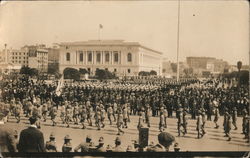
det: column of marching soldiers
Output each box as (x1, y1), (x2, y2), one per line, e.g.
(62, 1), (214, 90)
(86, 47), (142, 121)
(0, 75), (249, 152)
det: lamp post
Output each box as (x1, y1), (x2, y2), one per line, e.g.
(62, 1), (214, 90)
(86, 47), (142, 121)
(176, 0), (181, 82)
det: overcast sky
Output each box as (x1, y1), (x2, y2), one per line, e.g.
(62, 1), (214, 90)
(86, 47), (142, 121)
(0, 1), (249, 65)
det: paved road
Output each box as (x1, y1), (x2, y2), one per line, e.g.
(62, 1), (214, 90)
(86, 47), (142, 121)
(5, 114), (250, 152)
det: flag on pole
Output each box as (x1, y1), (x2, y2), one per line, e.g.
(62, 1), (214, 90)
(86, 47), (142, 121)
(56, 75), (64, 96)
(99, 24), (103, 29)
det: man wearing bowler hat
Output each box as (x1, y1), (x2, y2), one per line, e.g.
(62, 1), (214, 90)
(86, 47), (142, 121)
(147, 132), (175, 152)
(18, 116), (45, 152)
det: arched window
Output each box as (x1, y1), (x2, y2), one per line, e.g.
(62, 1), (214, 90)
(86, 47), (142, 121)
(105, 52), (110, 62)
(96, 53), (101, 62)
(66, 52), (70, 61)
(88, 52), (92, 62)
(114, 52), (119, 62)
(79, 52), (83, 62)
(127, 53), (132, 62)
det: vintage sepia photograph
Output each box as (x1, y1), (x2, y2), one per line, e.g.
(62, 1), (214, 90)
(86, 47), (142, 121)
(0, 0), (249, 156)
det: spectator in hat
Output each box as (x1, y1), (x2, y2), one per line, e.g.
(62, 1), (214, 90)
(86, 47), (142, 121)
(62, 135), (72, 152)
(147, 132), (175, 152)
(174, 143), (180, 152)
(112, 137), (123, 152)
(0, 112), (17, 152)
(45, 132), (57, 152)
(74, 135), (92, 152)
(95, 136), (106, 152)
(126, 145), (134, 152)
(18, 116), (45, 152)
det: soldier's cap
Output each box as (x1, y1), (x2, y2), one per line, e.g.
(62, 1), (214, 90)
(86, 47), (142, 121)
(50, 132), (55, 138)
(174, 143), (180, 149)
(99, 137), (104, 144)
(86, 135), (92, 140)
(126, 145), (134, 152)
(89, 142), (96, 149)
(115, 137), (121, 143)
(132, 140), (139, 145)
(158, 132), (175, 144)
(64, 135), (71, 140)
(106, 144), (112, 151)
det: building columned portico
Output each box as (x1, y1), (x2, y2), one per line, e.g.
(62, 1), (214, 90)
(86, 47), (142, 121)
(59, 40), (163, 76)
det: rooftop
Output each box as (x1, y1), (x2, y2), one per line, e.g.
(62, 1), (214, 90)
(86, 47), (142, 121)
(60, 40), (163, 54)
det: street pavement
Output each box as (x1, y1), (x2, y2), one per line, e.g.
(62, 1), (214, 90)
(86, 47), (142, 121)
(5, 113), (250, 152)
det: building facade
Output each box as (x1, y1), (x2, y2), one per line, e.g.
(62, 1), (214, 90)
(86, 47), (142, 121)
(9, 48), (29, 67)
(186, 56), (229, 76)
(59, 40), (163, 76)
(27, 45), (48, 72)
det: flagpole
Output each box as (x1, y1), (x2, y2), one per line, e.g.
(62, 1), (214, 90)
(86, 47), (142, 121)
(98, 26), (100, 41)
(176, 0), (181, 82)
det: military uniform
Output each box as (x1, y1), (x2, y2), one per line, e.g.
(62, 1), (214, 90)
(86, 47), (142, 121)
(232, 107), (237, 130)
(117, 112), (124, 135)
(41, 104), (48, 122)
(62, 135), (72, 152)
(45, 133), (57, 152)
(107, 106), (113, 125)
(50, 107), (57, 126)
(74, 135), (92, 152)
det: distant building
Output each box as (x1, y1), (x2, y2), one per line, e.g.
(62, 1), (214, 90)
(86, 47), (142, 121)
(47, 45), (60, 73)
(59, 40), (163, 76)
(9, 47), (29, 67)
(162, 58), (173, 77)
(186, 56), (228, 77)
(26, 45), (48, 72)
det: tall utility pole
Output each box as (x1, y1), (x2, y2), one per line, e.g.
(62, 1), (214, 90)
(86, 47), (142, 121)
(176, 0), (181, 82)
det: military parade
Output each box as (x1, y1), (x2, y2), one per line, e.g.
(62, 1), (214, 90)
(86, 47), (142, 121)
(0, 73), (249, 153)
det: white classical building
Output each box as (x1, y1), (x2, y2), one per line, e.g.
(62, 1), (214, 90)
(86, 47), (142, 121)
(59, 40), (163, 76)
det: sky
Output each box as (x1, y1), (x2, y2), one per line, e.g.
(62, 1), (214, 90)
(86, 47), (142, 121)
(0, 0), (249, 65)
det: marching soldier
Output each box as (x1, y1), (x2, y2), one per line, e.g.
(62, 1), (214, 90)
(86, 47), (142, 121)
(232, 107), (237, 130)
(122, 105), (128, 128)
(137, 111), (144, 130)
(213, 103), (220, 129)
(65, 105), (72, 128)
(50, 106), (57, 126)
(196, 110), (203, 139)
(100, 105), (106, 128)
(201, 108), (206, 135)
(159, 111), (165, 132)
(14, 101), (22, 123)
(145, 104), (151, 128)
(183, 108), (188, 135)
(242, 109), (248, 135)
(95, 108), (102, 130)
(73, 103), (79, 125)
(177, 108), (184, 136)
(80, 105), (87, 129)
(86, 102), (93, 126)
(62, 135), (72, 152)
(224, 114), (232, 141)
(41, 103), (48, 122)
(60, 103), (66, 124)
(117, 111), (124, 135)
(163, 107), (168, 128)
(107, 105), (113, 125)
(45, 133), (57, 152)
